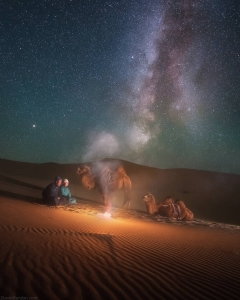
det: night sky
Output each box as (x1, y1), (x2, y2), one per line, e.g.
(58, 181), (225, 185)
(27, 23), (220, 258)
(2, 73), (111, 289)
(1, 0), (240, 174)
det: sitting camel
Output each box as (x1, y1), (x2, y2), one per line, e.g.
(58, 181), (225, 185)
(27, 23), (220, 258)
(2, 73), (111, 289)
(143, 193), (194, 221)
(76, 163), (132, 212)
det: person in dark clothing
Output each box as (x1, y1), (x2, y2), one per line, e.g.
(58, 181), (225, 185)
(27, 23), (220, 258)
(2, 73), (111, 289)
(42, 176), (68, 206)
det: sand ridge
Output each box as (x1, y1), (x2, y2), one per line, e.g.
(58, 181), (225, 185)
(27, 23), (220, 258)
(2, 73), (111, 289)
(0, 197), (240, 299)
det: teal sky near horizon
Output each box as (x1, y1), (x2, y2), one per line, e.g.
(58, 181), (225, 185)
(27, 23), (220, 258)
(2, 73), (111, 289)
(1, 0), (240, 174)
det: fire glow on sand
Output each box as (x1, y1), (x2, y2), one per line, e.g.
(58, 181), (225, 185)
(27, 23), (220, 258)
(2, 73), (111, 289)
(96, 212), (112, 219)
(103, 212), (112, 218)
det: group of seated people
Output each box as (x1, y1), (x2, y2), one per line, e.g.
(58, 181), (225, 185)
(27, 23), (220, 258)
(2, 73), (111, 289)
(42, 176), (76, 206)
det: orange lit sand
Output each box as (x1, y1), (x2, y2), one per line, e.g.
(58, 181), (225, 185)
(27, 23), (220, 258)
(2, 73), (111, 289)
(0, 197), (240, 299)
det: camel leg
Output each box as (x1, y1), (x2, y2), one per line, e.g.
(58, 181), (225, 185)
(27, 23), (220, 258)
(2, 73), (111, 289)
(121, 176), (131, 209)
(101, 193), (107, 206)
(122, 190), (131, 209)
(98, 187), (106, 205)
(104, 194), (112, 212)
(99, 187), (112, 212)
(100, 193), (111, 212)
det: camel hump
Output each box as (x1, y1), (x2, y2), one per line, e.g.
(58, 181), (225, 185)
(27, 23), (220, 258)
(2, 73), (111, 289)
(175, 199), (186, 208)
(117, 166), (126, 175)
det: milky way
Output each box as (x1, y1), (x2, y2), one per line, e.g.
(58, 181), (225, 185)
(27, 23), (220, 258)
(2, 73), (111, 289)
(1, 0), (240, 174)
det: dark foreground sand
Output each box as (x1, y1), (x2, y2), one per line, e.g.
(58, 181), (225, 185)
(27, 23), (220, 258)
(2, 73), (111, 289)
(0, 196), (240, 300)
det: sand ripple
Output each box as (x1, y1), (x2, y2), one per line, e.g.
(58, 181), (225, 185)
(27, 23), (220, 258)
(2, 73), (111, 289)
(0, 198), (240, 299)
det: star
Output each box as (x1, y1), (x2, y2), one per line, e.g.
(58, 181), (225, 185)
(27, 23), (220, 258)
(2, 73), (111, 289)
(0, 0), (239, 174)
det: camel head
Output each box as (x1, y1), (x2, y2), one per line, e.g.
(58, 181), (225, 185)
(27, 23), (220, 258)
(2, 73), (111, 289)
(143, 193), (155, 204)
(76, 165), (96, 190)
(143, 193), (159, 215)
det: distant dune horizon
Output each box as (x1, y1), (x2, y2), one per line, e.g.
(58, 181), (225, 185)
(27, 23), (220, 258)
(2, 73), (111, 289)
(1, 156), (240, 175)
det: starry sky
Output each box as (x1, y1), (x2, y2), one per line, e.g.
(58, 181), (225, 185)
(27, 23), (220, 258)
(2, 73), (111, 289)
(1, 0), (240, 174)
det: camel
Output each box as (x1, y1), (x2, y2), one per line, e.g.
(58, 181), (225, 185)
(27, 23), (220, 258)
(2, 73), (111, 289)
(143, 193), (194, 221)
(76, 163), (132, 212)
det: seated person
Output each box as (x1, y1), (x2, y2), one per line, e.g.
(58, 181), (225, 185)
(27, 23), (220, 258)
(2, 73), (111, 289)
(61, 179), (77, 204)
(42, 176), (68, 206)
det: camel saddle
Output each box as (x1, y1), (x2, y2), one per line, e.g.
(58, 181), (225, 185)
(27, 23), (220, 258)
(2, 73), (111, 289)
(171, 203), (181, 220)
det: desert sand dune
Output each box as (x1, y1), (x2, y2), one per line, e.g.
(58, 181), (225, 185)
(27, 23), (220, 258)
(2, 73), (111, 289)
(0, 197), (240, 299)
(0, 158), (240, 299)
